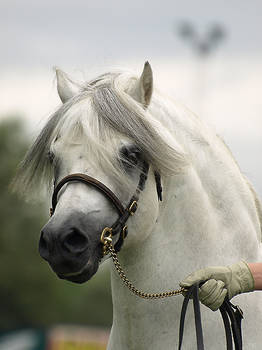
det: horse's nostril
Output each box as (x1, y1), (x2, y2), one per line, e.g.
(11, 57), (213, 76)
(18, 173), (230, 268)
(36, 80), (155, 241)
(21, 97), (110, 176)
(63, 230), (88, 254)
(39, 231), (51, 260)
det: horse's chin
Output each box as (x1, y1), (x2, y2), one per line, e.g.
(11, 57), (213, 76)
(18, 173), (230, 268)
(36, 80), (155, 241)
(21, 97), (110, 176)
(56, 258), (99, 284)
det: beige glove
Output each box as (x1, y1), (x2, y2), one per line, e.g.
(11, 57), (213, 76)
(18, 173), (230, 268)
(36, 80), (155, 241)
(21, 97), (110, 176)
(180, 261), (254, 311)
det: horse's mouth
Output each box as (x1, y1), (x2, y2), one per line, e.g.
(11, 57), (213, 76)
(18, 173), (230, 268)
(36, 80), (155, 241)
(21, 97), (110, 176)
(56, 259), (99, 284)
(58, 271), (91, 284)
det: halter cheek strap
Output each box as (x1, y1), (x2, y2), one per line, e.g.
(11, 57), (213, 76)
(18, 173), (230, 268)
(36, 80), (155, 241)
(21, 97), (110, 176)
(50, 162), (158, 253)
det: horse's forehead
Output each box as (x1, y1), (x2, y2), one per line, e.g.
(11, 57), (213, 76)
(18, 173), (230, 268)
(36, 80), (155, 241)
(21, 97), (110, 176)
(51, 129), (129, 163)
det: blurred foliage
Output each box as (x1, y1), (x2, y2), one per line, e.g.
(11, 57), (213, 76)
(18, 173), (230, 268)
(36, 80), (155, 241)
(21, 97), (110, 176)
(0, 118), (112, 331)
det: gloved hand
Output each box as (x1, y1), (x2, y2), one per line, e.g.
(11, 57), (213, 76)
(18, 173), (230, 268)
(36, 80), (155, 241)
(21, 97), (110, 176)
(180, 261), (254, 311)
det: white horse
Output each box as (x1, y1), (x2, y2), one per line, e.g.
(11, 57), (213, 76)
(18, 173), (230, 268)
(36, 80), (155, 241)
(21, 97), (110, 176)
(14, 62), (262, 349)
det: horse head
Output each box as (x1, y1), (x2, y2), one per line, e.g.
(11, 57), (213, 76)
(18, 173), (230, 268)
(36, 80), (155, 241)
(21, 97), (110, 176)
(16, 62), (183, 284)
(13, 62), (187, 284)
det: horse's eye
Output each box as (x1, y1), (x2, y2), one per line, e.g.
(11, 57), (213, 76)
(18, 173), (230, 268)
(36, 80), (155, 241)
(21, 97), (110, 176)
(119, 145), (141, 168)
(47, 151), (55, 164)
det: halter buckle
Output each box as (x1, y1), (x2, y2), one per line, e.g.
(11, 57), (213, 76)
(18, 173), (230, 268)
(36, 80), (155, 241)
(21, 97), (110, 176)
(128, 201), (138, 215)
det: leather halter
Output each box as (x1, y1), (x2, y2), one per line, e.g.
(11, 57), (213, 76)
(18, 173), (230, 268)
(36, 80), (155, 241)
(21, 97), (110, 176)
(50, 162), (162, 252)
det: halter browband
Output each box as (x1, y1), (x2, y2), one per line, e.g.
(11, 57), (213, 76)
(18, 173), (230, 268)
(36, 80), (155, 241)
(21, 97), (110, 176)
(50, 162), (162, 252)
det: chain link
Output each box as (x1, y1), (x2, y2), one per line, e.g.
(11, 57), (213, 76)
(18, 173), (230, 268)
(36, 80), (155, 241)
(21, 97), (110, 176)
(105, 241), (186, 299)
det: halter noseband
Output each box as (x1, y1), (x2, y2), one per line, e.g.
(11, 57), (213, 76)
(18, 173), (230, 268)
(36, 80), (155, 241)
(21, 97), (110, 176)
(50, 162), (162, 253)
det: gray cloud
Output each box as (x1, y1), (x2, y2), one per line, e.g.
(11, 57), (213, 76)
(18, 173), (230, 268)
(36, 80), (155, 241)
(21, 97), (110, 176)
(1, 0), (262, 69)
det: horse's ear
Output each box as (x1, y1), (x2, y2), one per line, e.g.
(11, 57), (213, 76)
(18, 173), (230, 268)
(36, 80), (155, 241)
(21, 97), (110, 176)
(56, 68), (81, 103)
(132, 61), (153, 107)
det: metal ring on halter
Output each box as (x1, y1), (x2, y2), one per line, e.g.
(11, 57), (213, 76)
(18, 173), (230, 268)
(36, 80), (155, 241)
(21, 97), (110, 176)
(100, 227), (113, 244)
(121, 225), (128, 240)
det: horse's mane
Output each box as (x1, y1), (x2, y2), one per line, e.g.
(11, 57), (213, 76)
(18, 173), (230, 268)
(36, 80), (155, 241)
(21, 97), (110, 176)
(12, 70), (189, 199)
(12, 68), (262, 242)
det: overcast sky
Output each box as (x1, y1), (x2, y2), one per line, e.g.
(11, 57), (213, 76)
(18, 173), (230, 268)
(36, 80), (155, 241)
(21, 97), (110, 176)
(0, 0), (261, 195)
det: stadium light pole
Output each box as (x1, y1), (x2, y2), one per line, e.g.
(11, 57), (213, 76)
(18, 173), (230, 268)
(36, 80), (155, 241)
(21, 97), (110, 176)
(176, 22), (226, 116)
(177, 22), (226, 57)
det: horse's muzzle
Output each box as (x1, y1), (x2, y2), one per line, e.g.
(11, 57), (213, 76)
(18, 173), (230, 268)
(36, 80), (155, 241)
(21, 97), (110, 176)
(38, 213), (102, 282)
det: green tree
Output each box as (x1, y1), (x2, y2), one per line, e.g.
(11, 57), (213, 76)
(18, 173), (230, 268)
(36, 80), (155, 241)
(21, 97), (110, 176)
(0, 118), (112, 331)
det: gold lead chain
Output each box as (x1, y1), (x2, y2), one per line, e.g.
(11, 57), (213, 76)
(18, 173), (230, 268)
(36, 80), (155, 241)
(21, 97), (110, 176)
(106, 241), (186, 299)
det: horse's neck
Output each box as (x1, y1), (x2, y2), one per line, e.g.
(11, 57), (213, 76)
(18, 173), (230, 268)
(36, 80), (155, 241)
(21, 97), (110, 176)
(108, 163), (262, 349)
